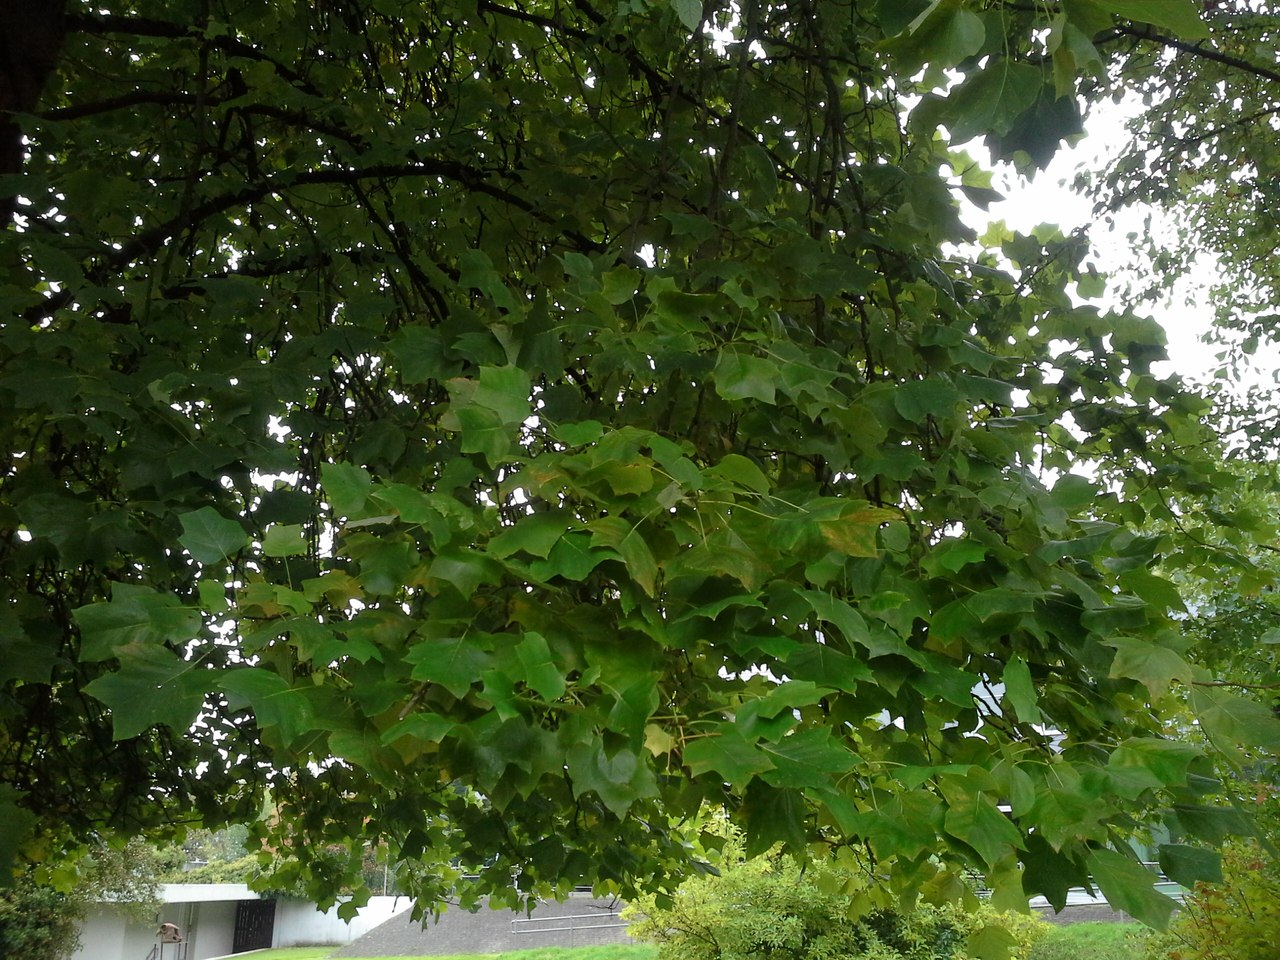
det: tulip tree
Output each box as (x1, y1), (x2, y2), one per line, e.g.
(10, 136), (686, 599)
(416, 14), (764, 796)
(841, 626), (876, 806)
(1, 0), (1274, 932)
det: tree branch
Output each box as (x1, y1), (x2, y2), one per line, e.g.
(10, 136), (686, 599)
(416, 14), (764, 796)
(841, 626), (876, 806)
(1105, 23), (1280, 87)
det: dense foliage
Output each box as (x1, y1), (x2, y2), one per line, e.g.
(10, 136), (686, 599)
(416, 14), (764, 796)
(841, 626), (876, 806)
(2, 0), (1277, 934)
(625, 844), (1049, 960)
(0, 838), (171, 960)
(1139, 842), (1280, 960)
(0, 882), (80, 960)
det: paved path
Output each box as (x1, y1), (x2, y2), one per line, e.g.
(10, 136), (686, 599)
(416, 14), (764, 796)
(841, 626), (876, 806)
(333, 893), (633, 957)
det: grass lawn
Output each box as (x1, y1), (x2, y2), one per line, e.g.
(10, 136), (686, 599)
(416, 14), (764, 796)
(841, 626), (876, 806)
(247, 932), (1162, 960)
(242, 945), (659, 960)
(1029, 921), (1149, 960)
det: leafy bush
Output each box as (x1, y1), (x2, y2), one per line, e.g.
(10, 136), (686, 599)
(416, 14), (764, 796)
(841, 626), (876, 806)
(0, 881), (82, 960)
(1140, 842), (1280, 960)
(625, 850), (1048, 960)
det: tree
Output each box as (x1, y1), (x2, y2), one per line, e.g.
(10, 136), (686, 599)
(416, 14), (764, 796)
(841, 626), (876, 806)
(0, 836), (176, 960)
(1077, 1), (1280, 449)
(1, 0), (1274, 933)
(1069, 0), (1280, 845)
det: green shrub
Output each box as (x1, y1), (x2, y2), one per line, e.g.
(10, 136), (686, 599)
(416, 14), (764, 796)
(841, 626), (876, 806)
(625, 850), (1049, 960)
(1140, 842), (1280, 960)
(0, 882), (83, 960)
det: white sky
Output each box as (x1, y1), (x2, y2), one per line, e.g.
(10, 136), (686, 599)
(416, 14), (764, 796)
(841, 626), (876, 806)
(979, 103), (1280, 388)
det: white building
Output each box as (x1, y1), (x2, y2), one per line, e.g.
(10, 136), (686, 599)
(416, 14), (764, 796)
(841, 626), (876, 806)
(72, 883), (410, 960)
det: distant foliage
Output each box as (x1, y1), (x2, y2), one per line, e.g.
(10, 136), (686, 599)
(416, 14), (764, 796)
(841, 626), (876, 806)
(1140, 842), (1280, 960)
(176, 853), (261, 885)
(625, 849), (1048, 960)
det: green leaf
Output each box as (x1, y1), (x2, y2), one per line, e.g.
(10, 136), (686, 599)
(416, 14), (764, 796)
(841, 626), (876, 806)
(1093, 0), (1209, 39)
(743, 782), (808, 855)
(945, 60), (1042, 142)
(1107, 738), (1201, 794)
(800, 590), (872, 650)
(178, 506), (247, 565)
(943, 793), (1021, 866)
(759, 729), (854, 789)
(1157, 844), (1222, 888)
(555, 420), (604, 445)
(967, 588), (1035, 623)
(371, 483), (442, 525)
(262, 523), (308, 557)
(1049, 473), (1098, 510)
(684, 727), (775, 784)
(491, 513), (568, 559)
(817, 506), (894, 558)
(1171, 804), (1254, 846)
(894, 376), (962, 420)
(83, 648), (208, 739)
(784, 644), (872, 691)
(515, 632), (565, 700)
(713, 352), (778, 404)
(608, 676), (661, 746)
(472, 364), (532, 423)
(381, 712), (457, 746)
(321, 462), (373, 517)
(427, 550), (497, 596)
(405, 637), (492, 698)
(1002, 656), (1041, 724)
(528, 532), (613, 581)
(73, 584), (203, 661)
(1117, 569), (1185, 613)
(669, 0), (702, 32)
(588, 516), (659, 596)
(1191, 686), (1280, 754)
(219, 668), (318, 746)
(1086, 848), (1176, 929)
(925, 538), (986, 574)
(454, 404), (512, 463)
(966, 924), (1018, 960)
(890, 0), (986, 72)
(566, 741), (657, 817)
(705, 453), (770, 494)
(458, 250), (519, 311)
(1105, 637), (1194, 696)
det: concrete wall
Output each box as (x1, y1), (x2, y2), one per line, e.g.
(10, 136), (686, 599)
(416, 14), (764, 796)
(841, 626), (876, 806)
(188, 900), (237, 958)
(274, 895), (412, 947)
(73, 899), (239, 960)
(71, 906), (172, 960)
(75, 890), (412, 960)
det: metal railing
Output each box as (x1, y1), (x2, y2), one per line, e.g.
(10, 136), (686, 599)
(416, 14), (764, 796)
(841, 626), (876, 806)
(511, 910), (629, 947)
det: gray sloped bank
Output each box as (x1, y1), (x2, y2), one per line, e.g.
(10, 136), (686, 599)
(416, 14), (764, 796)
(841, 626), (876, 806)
(332, 893), (634, 957)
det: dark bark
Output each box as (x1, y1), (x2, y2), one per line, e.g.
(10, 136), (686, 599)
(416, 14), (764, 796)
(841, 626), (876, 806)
(0, 0), (68, 221)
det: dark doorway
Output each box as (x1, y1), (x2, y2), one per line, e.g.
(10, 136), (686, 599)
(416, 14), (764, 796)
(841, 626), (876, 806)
(233, 899), (276, 953)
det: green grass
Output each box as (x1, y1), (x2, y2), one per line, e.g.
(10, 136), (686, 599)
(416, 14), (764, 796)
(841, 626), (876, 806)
(243, 945), (658, 960)
(1028, 921), (1148, 960)
(252, 934), (1165, 960)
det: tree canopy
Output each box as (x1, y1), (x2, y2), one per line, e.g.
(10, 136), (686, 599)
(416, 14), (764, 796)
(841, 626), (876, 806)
(2, 0), (1277, 933)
